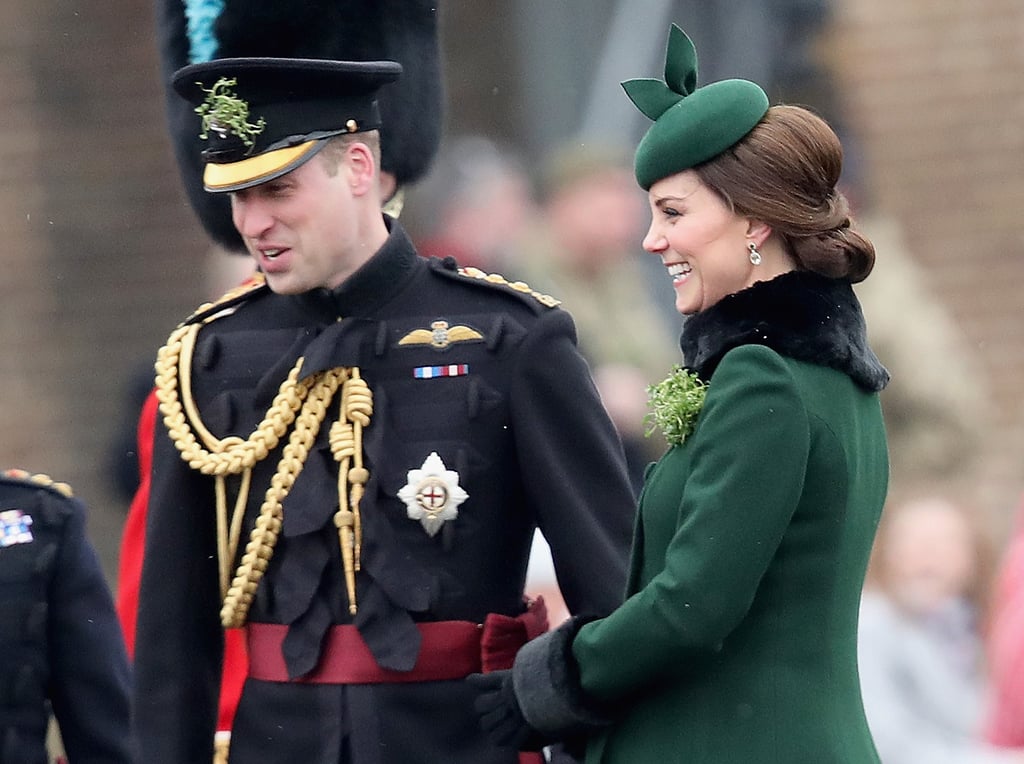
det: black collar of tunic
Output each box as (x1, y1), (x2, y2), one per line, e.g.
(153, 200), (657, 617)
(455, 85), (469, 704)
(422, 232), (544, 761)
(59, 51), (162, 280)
(291, 215), (419, 319)
(679, 270), (890, 392)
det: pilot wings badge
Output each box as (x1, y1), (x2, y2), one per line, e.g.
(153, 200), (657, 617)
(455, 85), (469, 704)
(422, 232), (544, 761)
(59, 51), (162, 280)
(398, 320), (483, 350)
(397, 452), (469, 537)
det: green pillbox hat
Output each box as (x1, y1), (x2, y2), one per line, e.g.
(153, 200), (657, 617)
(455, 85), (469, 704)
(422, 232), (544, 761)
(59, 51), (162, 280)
(622, 24), (769, 189)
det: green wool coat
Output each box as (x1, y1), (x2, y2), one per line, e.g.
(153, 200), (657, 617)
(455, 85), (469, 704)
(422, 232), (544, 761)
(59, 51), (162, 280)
(572, 272), (890, 763)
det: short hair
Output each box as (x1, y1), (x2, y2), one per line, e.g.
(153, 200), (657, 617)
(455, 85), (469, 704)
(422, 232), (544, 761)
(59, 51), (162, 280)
(318, 130), (382, 177)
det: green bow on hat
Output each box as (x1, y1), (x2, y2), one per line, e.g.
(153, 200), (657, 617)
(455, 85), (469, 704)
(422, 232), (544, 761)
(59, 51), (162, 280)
(622, 24), (769, 189)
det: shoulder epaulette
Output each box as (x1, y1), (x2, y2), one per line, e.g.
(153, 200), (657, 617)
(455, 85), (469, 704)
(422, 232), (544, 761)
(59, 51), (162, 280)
(183, 272), (270, 326)
(430, 258), (561, 309)
(0, 469), (73, 498)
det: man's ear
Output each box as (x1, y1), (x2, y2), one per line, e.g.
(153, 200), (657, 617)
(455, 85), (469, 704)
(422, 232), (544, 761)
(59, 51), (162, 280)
(346, 141), (378, 197)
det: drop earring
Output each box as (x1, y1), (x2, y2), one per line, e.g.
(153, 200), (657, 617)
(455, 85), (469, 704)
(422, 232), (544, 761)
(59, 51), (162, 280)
(747, 241), (762, 266)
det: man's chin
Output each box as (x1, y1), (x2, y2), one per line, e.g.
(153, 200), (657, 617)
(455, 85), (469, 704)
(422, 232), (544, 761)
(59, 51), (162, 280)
(262, 274), (304, 295)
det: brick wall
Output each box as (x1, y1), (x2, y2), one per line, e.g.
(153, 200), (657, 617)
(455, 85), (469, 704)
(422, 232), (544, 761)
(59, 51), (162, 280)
(1, 0), (209, 576)
(0, 1), (61, 466)
(825, 0), (1024, 531)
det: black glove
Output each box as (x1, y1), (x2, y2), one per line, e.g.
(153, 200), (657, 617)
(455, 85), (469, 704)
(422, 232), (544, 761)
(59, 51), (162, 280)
(467, 670), (550, 751)
(470, 617), (613, 752)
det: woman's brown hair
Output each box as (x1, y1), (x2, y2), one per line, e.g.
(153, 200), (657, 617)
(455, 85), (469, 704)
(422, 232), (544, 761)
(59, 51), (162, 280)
(695, 105), (875, 282)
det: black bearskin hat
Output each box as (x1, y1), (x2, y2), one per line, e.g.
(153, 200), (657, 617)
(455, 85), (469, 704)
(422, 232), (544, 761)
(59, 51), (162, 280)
(155, 0), (444, 251)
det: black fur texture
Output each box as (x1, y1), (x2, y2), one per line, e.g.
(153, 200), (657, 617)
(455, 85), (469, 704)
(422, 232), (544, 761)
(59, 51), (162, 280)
(679, 270), (890, 392)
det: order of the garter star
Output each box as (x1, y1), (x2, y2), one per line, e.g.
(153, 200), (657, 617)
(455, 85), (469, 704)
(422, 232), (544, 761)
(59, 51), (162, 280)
(398, 452), (469, 537)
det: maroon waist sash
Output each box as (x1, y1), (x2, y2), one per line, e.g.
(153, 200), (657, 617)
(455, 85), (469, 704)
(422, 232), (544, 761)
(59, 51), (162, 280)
(246, 596), (550, 684)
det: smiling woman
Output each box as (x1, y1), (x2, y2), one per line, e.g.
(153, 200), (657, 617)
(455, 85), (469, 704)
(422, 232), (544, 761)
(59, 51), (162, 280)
(643, 169), (783, 315)
(470, 23), (893, 764)
(641, 104), (875, 316)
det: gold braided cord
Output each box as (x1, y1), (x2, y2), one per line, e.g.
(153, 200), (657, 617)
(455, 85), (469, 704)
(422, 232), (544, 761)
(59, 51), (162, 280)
(226, 468), (252, 587)
(155, 320), (313, 606)
(343, 371), (372, 566)
(330, 420), (356, 613)
(215, 475), (230, 597)
(215, 470), (253, 599)
(153, 312), (374, 628)
(329, 371), (373, 614)
(155, 322), (309, 476)
(220, 367), (348, 628)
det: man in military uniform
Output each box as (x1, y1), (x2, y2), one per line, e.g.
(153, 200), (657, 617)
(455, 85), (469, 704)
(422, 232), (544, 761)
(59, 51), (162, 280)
(132, 56), (636, 763)
(117, 8), (445, 762)
(0, 469), (134, 763)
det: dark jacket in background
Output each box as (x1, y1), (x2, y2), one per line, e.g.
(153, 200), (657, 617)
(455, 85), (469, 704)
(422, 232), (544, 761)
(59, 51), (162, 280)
(0, 470), (134, 764)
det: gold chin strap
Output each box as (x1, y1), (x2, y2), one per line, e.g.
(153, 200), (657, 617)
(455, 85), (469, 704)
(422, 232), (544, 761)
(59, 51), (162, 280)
(154, 319), (373, 628)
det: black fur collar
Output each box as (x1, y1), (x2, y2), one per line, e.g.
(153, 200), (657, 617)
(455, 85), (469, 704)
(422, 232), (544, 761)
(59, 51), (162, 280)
(680, 270), (889, 391)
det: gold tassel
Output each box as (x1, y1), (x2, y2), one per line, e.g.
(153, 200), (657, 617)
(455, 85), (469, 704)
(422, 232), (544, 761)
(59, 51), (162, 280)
(330, 370), (373, 614)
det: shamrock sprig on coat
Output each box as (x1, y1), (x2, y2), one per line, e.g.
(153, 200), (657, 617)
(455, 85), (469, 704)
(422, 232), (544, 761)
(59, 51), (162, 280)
(645, 366), (707, 446)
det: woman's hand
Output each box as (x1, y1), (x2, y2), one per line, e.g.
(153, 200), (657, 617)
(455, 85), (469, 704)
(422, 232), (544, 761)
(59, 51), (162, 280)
(467, 670), (549, 751)
(469, 617), (613, 750)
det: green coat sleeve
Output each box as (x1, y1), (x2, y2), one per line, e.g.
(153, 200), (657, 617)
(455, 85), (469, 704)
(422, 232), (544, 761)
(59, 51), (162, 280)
(572, 344), (811, 702)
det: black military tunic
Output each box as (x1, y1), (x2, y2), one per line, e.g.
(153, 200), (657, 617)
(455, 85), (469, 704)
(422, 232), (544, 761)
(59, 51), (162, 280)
(0, 470), (134, 764)
(135, 220), (636, 763)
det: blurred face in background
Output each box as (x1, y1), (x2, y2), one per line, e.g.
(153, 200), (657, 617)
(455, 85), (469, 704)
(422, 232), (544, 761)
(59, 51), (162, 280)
(548, 167), (646, 269)
(881, 497), (978, 615)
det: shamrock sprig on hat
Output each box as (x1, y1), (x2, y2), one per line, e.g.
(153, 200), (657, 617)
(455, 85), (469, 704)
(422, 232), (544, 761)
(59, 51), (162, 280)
(645, 366), (707, 447)
(194, 77), (266, 151)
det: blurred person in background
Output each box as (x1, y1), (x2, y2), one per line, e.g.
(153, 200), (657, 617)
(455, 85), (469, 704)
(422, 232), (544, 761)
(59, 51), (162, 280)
(410, 134), (538, 273)
(0, 469), (134, 764)
(853, 214), (992, 488)
(513, 141), (681, 491)
(858, 495), (1024, 763)
(984, 494), (1024, 749)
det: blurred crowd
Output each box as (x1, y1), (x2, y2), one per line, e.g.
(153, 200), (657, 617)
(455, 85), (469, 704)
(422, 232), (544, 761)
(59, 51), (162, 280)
(860, 494), (1024, 762)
